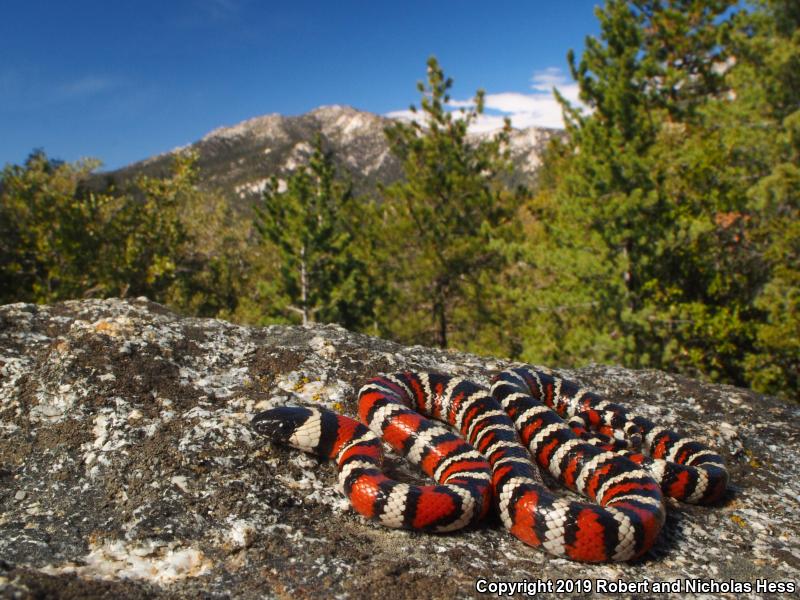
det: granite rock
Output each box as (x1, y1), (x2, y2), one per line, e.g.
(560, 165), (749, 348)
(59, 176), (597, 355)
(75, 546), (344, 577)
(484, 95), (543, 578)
(0, 299), (798, 599)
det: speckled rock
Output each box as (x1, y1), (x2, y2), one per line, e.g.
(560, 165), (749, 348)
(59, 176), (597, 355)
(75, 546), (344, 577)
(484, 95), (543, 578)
(0, 298), (798, 599)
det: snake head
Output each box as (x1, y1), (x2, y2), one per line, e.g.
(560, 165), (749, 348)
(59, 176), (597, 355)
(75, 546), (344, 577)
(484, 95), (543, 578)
(251, 406), (314, 445)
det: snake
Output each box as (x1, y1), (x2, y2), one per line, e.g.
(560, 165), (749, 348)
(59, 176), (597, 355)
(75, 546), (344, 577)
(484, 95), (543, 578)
(251, 367), (729, 562)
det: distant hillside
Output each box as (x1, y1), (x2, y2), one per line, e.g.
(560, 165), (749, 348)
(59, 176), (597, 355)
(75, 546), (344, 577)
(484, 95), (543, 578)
(100, 105), (560, 211)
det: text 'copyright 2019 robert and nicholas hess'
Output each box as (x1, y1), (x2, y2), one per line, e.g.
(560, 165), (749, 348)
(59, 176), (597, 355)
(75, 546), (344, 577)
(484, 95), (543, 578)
(474, 577), (796, 596)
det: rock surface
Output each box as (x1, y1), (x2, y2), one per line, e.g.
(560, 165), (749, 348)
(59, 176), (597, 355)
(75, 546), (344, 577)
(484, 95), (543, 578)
(0, 298), (798, 599)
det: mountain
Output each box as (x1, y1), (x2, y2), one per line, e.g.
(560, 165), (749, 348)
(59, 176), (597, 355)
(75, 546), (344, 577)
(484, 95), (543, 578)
(102, 105), (560, 210)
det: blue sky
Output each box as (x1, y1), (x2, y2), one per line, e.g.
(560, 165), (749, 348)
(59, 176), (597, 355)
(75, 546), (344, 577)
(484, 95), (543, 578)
(1, 1), (602, 170)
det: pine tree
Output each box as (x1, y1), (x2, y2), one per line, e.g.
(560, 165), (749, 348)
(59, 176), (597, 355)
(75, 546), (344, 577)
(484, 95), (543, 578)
(100, 152), (194, 301)
(736, 0), (800, 399)
(164, 185), (249, 319)
(526, 0), (734, 368)
(528, 0), (798, 399)
(254, 135), (376, 329)
(381, 57), (523, 350)
(0, 150), (108, 303)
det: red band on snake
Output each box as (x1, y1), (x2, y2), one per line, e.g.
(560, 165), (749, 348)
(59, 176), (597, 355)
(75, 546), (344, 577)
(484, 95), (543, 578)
(252, 367), (728, 562)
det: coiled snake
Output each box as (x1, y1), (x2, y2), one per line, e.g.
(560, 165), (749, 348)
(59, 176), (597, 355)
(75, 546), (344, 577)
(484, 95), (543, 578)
(252, 367), (728, 562)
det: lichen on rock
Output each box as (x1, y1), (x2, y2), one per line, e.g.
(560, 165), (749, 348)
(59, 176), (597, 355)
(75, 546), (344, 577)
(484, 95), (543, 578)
(0, 298), (798, 598)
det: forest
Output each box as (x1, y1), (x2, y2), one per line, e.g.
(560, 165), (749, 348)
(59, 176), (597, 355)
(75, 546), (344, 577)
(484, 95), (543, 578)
(1, 0), (797, 402)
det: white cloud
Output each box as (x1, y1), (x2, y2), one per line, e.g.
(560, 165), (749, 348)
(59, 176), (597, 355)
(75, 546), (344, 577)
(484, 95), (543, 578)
(385, 108), (418, 121)
(467, 113), (511, 133)
(531, 67), (572, 91)
(387, 67), (586, 132)
(199, 0), (242, 21)
(57, 76), (118, 99)
(446, 98), (474, 109)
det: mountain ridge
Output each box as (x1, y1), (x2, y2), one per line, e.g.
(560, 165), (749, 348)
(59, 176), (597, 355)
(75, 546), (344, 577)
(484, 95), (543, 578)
(105, 105), (560, 210)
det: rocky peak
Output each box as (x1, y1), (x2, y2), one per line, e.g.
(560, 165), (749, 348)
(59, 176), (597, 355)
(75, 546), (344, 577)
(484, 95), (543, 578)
(104, 105), (558, 211)
(201, 112), (287, 144)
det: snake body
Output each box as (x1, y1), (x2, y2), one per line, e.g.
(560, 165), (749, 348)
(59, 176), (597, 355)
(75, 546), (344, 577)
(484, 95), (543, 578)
(502, 368), (729, 505)
(252, 367), (728, 562)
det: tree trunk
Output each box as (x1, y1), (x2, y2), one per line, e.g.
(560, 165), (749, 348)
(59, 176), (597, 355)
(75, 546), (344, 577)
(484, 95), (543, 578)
(434, 280), (448, 349)
(300, 245), (309, 326)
